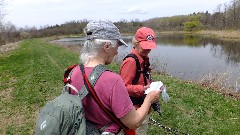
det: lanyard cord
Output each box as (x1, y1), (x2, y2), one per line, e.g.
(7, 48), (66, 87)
(80, 64), (129, 131)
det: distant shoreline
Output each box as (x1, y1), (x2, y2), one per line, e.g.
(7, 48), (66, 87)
(53, 30), (240, 42)
(1, 30), (240, 54)
(156, 30), (240, 41)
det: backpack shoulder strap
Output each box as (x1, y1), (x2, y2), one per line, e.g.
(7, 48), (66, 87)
(80, 64), (129, 131)
(77, 64), (106, 100)
(123, 53), (141, 84)
(69, 64), (107, 134)
(63, 64), (79, 85)
(87, 64), (107, 86)
(62, 64), (80, 95)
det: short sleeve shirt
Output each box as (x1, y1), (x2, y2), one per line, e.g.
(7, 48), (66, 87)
(69, 66), (133, 133)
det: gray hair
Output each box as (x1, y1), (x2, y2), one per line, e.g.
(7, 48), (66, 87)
(80, 39), (118, 64)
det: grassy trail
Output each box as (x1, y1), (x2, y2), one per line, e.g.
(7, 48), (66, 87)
(0, 39), (240, 135)
(0, 39), (79, 134)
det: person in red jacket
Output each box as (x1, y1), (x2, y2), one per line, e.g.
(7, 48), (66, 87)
(120, 27), (158, 135)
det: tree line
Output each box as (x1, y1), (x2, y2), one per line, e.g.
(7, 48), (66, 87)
(1, 0), (240, 45)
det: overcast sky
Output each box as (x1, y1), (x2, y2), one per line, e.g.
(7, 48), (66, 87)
(4, 0), (231, 28)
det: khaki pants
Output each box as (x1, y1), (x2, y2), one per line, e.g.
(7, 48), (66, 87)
(136, 115), (149, 135)
(102, 115), (149, 135)
(116, 130), (125, 135)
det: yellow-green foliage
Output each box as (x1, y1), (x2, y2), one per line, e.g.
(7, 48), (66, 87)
(183, 21), (203, 32)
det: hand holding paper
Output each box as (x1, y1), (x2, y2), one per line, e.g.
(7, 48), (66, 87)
(145, 81), (163, 94)
(145, 81), (170, 102)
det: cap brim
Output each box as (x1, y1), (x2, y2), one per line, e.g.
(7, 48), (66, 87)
(139, 41), (156, 49)
(118, 39), (128, 47)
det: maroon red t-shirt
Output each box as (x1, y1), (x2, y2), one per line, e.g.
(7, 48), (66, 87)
(69, 66), (133, 133)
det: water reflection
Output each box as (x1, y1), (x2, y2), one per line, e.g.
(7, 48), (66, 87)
(52, 34), (240, 92)
(156, 34), (240, 66)
(154, 34), (240, 92)
(156, 34), (202, 47)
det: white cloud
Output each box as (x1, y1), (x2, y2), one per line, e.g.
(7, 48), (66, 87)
(7, 0), (66, 5)
(125, 7), (148, 14)
(4, 0), (232, 28)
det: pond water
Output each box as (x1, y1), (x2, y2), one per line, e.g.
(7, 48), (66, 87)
(52, 34), (240, 92)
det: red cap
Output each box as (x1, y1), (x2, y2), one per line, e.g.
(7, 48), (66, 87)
(135, 27), (156, 49)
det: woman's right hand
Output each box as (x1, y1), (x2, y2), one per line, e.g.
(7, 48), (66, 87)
(145, 90), (160, 104)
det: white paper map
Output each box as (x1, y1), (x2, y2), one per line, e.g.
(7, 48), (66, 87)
(145, 81), (163, 94)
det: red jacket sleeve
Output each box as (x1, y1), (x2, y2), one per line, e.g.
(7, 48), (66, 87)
(120, 57), (145, 97)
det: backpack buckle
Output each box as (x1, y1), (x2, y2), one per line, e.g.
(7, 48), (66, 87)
(64, 76), (71, 84)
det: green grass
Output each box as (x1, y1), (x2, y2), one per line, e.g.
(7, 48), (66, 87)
(148, 74), (240, 135)
(0, 39), (79, 134)
(0, 39), (240, 135)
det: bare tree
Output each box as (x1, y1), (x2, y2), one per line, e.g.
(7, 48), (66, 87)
(0, 0), (5, 44)
(0, 0), (5, 23)
(224, 0), (240, 29)
(231, 0), (238, 28)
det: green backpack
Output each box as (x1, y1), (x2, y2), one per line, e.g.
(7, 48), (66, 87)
(35, 64), (106, 135)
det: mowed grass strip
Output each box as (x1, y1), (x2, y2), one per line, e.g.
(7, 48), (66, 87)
(0, 38), (239, 135)
(148, 74), (240, 134)
(0, 39), (79, 134)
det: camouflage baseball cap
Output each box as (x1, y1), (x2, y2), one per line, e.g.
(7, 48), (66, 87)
(84, 20), (128, 46)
